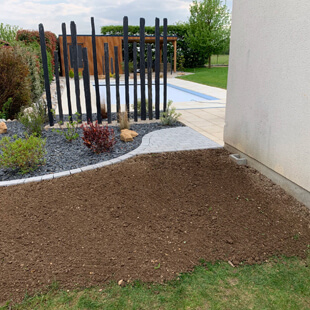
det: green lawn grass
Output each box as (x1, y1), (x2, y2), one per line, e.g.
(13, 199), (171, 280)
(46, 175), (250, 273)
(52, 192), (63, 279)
(178, 67), (228, 89)
(3, 255), (310, 310)
(211, 54), (229, 65)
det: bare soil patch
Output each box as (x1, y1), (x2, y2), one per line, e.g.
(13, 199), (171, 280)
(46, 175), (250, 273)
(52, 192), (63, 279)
(0, 149), (309, 303)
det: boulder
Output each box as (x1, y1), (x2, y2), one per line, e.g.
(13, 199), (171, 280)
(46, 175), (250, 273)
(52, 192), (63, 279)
(120, 129), (138, 142)
(0, 122), (7, 134)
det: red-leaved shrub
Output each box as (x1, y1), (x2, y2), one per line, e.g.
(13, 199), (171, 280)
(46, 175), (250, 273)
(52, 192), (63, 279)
(81, 121), (116, 154)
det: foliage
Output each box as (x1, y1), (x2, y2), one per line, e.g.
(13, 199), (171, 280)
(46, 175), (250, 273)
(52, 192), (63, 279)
(101, 24), (198, 68)
(16, 29), (57, 57)
(0, 98), (12, 120)
(0, 23), (19, 43)
(0, 48), (31, 119)
(160, 100), (181, 126)
(69, 68), (82, 79)
(118, 111), (130, 130)
(69, 69), (74, 78)
(16, 29), (57, 82)
(0, 134), (46, 174)
(186, 0), (231, 67)
(52, 113), (80, 142)
(18, 100), (47, 136)
(81, 121), (116, 154)
(178, 66), (228, 89)
(13, 42), (45, 102)
(131, 98), (154, 116)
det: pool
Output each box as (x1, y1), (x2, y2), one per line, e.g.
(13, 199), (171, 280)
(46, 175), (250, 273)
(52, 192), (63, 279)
(98, 83), (219, 106)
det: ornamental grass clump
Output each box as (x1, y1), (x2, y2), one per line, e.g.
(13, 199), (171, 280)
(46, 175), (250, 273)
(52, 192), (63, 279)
(0, 134), (46, 174)
(81, 121), (116, 154)
(160, 100), (181, 126)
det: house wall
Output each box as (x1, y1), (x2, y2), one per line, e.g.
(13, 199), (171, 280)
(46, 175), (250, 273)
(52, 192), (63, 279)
(224, 1), (310, 205)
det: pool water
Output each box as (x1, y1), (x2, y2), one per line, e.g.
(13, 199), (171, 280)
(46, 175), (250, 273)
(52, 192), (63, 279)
(98, 83), (218, 106)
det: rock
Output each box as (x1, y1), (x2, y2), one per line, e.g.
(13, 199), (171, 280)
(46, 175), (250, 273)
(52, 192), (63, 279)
(118, 279), (126, 287)
(23, 107), (34, 116)
(0, 122), (7, 134)
(120, 129), (139, 142)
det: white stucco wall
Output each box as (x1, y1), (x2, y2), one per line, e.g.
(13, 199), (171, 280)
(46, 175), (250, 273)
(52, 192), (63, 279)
(225, 0), (310, 195)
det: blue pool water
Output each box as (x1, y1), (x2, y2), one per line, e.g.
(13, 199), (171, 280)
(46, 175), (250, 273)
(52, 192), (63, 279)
(97, 83), (218, 105)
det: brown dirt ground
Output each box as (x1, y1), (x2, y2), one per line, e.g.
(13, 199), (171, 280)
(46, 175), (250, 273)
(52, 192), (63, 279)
(0, 149), (310, 303)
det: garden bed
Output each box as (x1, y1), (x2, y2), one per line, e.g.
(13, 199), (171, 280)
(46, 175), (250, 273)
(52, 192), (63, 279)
(0, 118), (182, 181)
(0, 148), (309, 304)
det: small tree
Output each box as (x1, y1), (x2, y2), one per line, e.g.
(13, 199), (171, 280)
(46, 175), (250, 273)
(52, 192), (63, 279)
(186, 0), (231, 68)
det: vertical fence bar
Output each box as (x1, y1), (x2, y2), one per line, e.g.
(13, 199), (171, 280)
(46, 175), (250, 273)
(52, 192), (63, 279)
(123, 16), (130, 115)
(114, 46), (121, 119)
(155, 17), (160, 119)
(110, 58), (114, 74)
(39, 23), (54, 126)
(147, 44), (153, 120)
(133, 42), (138, 122)
(91, 17), (102, 123)
(140, 18), (146, 120)
(61, 23), (73, 121)
(104, 43), (111, 123)
(70, 21), (82, 121)
(163, 18), (168, 112)
(54, 51), (63, 122)
(82, 47), (92, 123)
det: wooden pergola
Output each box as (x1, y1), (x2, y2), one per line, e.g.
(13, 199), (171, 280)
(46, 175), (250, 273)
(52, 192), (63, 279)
(128, 36), (178, 73)
(58, 35), (178, 76)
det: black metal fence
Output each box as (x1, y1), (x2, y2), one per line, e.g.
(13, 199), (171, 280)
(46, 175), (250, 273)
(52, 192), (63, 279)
(39, 16), (169, 126)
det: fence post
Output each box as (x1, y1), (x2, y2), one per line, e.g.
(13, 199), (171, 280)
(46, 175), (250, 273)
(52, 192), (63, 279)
(70, 21), (82, 122)
(39, 23), (54, 126)
(155, 18), (160, 119)
(54, 51), (63, 122)
(147, 44), (153, 120)
(140, 18), (146, 121)
(163, 18), (168, 112)
(114, 46), (121, 119)
(104, 43), (112, 123)
(91, 17), (102, 123)
(82, 47), (92, 123)
(123, 16), (130, 116)
(133, 42), (138, 122)
(61, 23), (73, 121)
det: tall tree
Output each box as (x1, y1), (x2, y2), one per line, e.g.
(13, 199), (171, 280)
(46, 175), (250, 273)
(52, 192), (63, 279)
(186, 0), (231, 68)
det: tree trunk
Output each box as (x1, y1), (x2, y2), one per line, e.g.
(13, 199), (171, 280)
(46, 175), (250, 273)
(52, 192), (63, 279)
(208, 55), (212, 69)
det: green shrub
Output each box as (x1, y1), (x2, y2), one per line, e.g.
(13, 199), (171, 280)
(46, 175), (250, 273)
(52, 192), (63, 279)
(132, 98), (154, 116)
(0, 98), (12, 120)
(13, 42), (44, 102)
(160, 100), (181, 126)
(0, 23), (19, 43)
(0, 134), (46, 174)
(18, 100), (47, 136)
(52, 112), (80, 142)
(0, 48), (31, 119)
